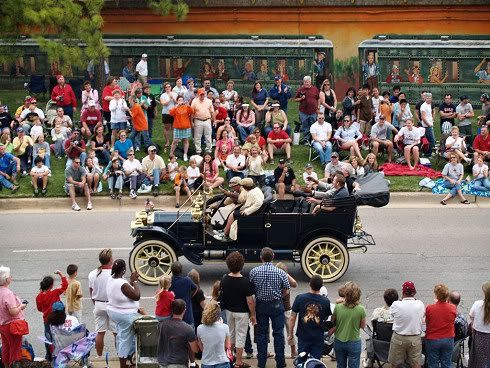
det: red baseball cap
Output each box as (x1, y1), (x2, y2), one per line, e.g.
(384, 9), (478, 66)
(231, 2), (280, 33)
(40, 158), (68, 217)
(402, 281), (416, 295)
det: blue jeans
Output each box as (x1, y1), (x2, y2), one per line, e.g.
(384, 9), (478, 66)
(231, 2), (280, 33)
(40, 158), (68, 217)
(0, 174), (14, 189)
(237, 125), (255, 143)
(334, 339), (361, 368)
(151, 168), (161, 186)
(0, 161), (17, 189)
(62, 105), (74, 120)
(52, 140), (65, 157)
(44, 322), (53, 361)
(312, 141), (332, 164)
(256, 299), (285, 368)
(298, 339), (324, 360)
(226, 170), (244, 181)
(473, 178), (490, 191)
(202, 363), (230, 368)
(443, 179), (461, 197)
(129, 129), (153, 150)
(299, 112), (317, 142)
(424, 126), (435, 155)
(66, 152), (87, 169)
(96, 149), (112, 165)
(426, 337), (453, 368)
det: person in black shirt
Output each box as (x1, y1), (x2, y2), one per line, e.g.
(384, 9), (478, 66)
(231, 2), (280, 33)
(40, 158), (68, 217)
(220, 251), (255, 368)
(389, 85), (401, 104)
(439, 94), (457, 131)
(274, 158), (297, 200)
(0, 106), (14, 131)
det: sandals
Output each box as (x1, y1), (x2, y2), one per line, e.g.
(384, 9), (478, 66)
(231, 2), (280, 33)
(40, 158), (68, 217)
(234, 363), (251, 368)
(440, 200), (447, 206)
(110, 192), (116, 199)
(117, 193), (123, 200)
(461, 199), (470, 204)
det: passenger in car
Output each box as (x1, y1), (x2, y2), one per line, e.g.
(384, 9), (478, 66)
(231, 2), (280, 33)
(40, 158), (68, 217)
(214, 178), (264, 241)
(307, 173), (349, 213)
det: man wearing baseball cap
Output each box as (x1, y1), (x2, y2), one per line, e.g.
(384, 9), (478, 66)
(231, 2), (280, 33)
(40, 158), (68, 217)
(190, 88), (214, 154)
(388, 281), (425, 368)
(136, 53), (148, 84)
(141, 145), (166, 197)
(80, 100), (102, 139)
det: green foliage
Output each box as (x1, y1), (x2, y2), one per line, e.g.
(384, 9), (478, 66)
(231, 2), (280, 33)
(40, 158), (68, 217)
(334, 56), (359, 84)
(149, 0), (189, 21)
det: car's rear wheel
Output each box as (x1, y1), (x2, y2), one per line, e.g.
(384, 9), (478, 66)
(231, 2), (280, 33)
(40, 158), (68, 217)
(129, 239), (177, 285)
(300, 236), (349, 282)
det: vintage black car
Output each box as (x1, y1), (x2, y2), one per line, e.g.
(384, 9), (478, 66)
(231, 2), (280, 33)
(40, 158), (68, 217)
(129, 173), (389, 285)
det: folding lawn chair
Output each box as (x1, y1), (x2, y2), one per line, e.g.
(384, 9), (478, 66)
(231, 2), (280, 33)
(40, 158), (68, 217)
(371, 320), (393, 367)
(26, 75), (47, 98)
(50, 323), (96, 368)
(133, 316), (160, 368)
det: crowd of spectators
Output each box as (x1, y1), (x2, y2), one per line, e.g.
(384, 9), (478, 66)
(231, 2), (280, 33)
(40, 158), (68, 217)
(0, 249), (489, 368)
(1, 54), (490, 209)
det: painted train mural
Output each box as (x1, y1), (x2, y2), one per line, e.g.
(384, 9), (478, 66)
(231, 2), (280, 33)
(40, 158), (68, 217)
(2, 34), (489, 102)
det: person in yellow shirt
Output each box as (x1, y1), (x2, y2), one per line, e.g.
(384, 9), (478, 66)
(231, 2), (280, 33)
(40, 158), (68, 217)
(12, 127), (34, 175)
(65, 264), (83, 322)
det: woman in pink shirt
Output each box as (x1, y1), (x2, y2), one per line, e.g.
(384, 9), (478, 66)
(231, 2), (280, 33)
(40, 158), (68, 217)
(0, 266), (27, 368)
(236, 104), (256, 143)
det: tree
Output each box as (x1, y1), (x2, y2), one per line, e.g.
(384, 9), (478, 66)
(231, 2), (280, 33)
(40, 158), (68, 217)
(0, 0), (189, 91)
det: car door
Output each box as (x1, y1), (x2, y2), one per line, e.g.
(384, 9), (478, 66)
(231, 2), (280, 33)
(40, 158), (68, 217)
(264, 211), (300, 249)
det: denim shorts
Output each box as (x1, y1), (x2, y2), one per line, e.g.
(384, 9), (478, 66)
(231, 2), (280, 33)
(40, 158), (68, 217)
(111, 122), (127, 130)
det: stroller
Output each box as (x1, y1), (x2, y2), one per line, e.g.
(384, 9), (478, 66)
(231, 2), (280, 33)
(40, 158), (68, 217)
(293, 352), (327, 368)
(45, 100), (58, 127)
(49, 323), (96, 368)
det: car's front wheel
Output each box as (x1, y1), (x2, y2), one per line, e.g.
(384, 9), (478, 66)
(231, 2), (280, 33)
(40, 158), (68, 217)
(300, 236), (349, 282)
(129, 239), (177, 285)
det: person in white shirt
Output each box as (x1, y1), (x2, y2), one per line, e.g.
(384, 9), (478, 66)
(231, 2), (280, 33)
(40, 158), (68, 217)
(445, 126), (471, 163)
(30, 156), (50, 196)
(135, 53), (148, 84)
(225, 146), (246, 181)
(472, 155), (490, 191)
(420, 92), (435, 156)
(88, 249), (115, 357)
(394, 119), (421, 170)
(370, 115), (398, 163)
(371, 87), (384, 121)
(302, 162), (318, 189)
(109, 90), (130, 147)
(388, 281), (425, 368)
(468, 281), (490, 368)
(310, 113), (332, 165)
(123, 149), (146, 199)
(186, 158), (202, 191)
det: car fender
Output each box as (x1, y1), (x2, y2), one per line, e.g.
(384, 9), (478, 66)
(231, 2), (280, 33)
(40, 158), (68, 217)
(132, 226), (182, 254)
(297, 228), (348, 250)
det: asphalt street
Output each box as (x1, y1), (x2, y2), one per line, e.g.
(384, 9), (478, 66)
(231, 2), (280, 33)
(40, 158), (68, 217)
(1, 206), (489, 359)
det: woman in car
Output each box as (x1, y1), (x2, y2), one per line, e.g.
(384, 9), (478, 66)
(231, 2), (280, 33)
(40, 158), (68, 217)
(394, 118), (421, 171)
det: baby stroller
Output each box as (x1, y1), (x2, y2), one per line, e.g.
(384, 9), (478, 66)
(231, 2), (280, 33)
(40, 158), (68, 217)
(45, 100), (58, 127)
(293, 352), (327, 368)
(49, 323), (96, 368)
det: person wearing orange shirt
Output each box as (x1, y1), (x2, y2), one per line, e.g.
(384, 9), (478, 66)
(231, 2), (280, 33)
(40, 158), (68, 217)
(169, 95), (194, 161)
(128, 95), (153, 152)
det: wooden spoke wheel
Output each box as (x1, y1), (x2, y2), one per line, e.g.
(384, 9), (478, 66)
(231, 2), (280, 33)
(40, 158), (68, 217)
(300, 236), (349, 282)
(129, 240), (177, 285)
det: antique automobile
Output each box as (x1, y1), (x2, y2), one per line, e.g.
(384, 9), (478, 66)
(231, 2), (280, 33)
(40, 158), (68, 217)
(129, 173), (389, 285)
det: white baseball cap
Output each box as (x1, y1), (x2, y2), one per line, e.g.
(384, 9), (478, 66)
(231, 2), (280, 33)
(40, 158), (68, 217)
(142, 53), (148, 58)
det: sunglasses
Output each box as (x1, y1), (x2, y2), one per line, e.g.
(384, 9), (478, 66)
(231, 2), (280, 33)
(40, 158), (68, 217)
(273, 127), (280, 129)
(343, 120), (350, 122)
(74, 161), (81, 164)
(128, 153), (134, 156)
(150, 150), (156, 153)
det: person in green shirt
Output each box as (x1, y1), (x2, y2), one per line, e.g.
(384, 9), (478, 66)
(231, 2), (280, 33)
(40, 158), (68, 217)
(332, 281), (366, 368)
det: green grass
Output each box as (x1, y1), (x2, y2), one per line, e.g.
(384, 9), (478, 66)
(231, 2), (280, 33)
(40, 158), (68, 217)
(0, 89), (454, 198)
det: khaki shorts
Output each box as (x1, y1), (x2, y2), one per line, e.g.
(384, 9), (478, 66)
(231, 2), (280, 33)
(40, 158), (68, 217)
(388, 333), (422, 366)
(225, 310), (249, 348)
(93, 302), (116, 333)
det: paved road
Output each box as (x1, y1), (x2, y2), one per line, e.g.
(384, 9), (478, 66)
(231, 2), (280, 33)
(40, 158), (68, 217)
(1, 206), (489, 358)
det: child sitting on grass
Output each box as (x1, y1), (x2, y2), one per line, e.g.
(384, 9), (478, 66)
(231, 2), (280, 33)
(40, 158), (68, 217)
(30, 156), (50, 196)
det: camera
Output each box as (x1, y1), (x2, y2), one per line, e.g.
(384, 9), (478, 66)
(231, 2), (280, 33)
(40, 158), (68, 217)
(73, 141), (79, 146)
(59, 95), (64, 102)
(22, 300), (28, 305)
(300, 92), (306, 98)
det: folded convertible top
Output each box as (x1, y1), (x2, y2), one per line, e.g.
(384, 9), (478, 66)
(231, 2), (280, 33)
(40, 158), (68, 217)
(354, 173), (390, 207)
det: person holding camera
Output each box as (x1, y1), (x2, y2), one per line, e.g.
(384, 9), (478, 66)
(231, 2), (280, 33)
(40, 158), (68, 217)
(274, 159), (297, 200)
(123, 148), (147, 199)
(295, 76), (320, 143)
(0, 266), (28, 368)
(264, 103), (290, 137)
(64, 129), (87, 169)
(51, 75), (77, 119)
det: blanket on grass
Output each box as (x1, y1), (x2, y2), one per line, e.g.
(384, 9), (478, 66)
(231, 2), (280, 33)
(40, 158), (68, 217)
(380, 163), (442, 179)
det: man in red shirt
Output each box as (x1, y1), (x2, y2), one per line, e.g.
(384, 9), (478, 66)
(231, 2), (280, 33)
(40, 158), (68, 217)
(473, 124), (490, 162)
(80, 101), (102, 138)
(51, 75), (77, 119)
(267, 123), (293, 164)
(294, 75), (319, 144)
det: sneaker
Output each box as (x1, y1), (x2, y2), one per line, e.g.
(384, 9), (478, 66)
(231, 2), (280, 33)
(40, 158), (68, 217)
(362, 358), (373, 368)
(22, 170), (28, 177)
(87, 202), (93, 210)
(137, 184), (152, 194)
(34, 188), (39, 197)
(175, 203), (180, 208)
(11, 185), (19, 193)
(183, 154), (188, 162)
(287, 158), (294, 164)
(152, 185), (159, 197)
(117, 193), (123, 200)
(245, 353), (254, 359)
(110, 191), (116, 199)
(464, 157), (472, 164)
(41, 188), (47, 196)
(269, 159), (274, 165)
(135, 147), (140, 152)
(130, 190), (137, 199)
(72, 203), (81, 211)
(213, 233), (232, 242)
(213, 229), (224, 235)
(48, 173), (52, 177)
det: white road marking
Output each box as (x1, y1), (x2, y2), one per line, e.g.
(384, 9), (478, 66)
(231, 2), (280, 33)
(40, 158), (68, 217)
(13, 247), (132, 253)
(81, 296), (155, 300)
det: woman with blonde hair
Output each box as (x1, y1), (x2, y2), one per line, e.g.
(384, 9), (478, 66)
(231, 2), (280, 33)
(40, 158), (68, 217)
(332, 281), (366, 368)
(425, 284), (456, 368)
(197, 301), (231, 368)
(468, 281), (490, 368)
(155, 275), (174, 321)
(363, 153), (379, 174)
